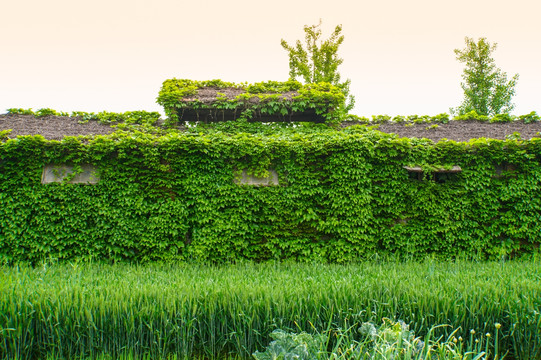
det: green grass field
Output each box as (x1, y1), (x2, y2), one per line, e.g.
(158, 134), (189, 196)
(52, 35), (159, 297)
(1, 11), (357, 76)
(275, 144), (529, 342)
(1, 260), (540, 359)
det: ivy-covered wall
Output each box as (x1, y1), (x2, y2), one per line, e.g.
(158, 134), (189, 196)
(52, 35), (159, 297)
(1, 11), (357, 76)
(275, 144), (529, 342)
(1, 127), (540, 263)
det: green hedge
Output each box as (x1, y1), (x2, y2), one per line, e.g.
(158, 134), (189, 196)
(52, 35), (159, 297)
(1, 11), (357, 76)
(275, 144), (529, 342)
(1, 126), (541, 263)
(345, 110), (541, 124)
(5, 108), (162, 125)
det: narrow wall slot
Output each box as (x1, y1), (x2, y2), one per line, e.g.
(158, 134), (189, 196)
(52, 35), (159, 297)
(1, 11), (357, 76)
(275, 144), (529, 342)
(234, 169), (279, 186)
(42, 164), (100, 184)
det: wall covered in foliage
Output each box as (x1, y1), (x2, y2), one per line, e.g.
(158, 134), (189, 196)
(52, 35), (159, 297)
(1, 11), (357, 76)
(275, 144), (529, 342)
(1, 126), (540, 263)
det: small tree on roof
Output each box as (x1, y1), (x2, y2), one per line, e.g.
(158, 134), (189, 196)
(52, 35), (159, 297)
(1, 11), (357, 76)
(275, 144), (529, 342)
(281, 20), (355, 116)
(453, 37), (519, 116)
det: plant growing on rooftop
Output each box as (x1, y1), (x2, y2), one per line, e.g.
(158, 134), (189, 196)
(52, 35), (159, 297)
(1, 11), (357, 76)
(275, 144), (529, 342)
(156, 79), (345, 124)
(281, 20), (355, 117)
(453, 37), (519, 116)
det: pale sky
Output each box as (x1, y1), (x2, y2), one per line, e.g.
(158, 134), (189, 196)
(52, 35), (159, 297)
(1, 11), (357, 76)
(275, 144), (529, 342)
(1, 0), (540, 117)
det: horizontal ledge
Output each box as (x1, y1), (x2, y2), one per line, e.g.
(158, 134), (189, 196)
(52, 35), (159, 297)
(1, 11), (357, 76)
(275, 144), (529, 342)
(404, 165), (462, 173)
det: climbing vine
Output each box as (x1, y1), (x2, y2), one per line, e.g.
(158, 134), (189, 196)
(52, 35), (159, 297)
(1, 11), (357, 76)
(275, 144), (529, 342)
(1, 125), (540, 263)
(6, 108), (161, 125)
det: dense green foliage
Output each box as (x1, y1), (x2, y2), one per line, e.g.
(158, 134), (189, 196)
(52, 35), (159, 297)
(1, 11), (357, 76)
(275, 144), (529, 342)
(5, 107), (539, 126)
(156, 79), (345, 124)
(453, 37), (519, 116)
(1, 124), (541, 263)
(346, 111), (540, 124)
(280, 20), (354, 114)
(5, 108), (161, 126)
(1, 261), (539, 359)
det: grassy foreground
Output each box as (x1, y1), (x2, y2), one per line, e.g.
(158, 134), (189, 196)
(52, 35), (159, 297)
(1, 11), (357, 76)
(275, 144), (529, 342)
(0, 260), (540, 359)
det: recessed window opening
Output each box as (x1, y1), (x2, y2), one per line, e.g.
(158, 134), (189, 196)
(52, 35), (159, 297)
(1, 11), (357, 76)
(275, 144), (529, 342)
(404, 166), (461, 183)
(405, 166), (423, 181)
(42, 164), (99, 184)
(494, 162), (516, 178)
(234, 169), (279, 186)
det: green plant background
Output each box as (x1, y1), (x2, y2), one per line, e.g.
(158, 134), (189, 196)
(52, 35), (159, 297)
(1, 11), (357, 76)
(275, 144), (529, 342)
(1, 123), (540, 263)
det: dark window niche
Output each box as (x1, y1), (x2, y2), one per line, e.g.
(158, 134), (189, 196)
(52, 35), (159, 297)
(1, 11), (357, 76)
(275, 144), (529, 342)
(42, 164), (99, 184)
(494, 162), (516, 178)
(404, 166), (461, 183)
(234, 169), (279, 186)
(405, 166), (423, 181)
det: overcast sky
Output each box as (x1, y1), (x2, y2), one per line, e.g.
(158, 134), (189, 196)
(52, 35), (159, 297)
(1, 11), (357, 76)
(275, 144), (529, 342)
(1, 0), (540, 117)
